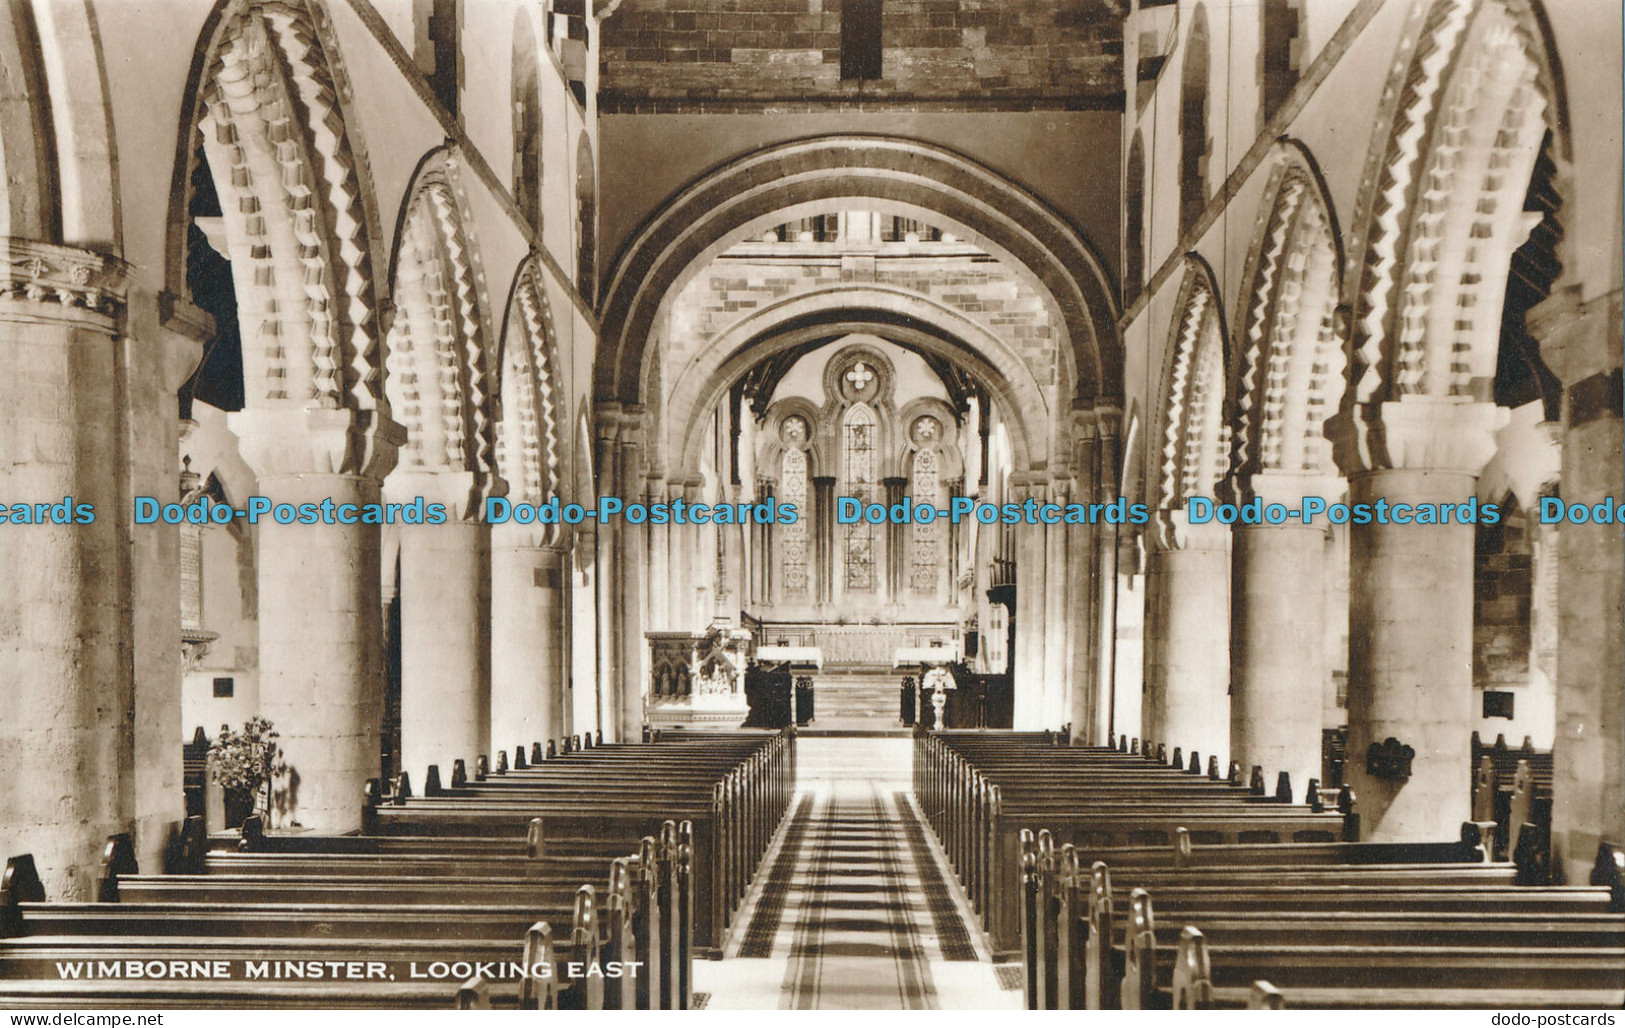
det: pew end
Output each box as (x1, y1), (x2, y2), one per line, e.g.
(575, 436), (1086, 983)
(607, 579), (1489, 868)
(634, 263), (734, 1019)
(1120, 887), (1157, 1009)
(1170, 926), (1213, 1010)
(526, 817), (546, 858)
(97, 833), (139, 902)
(1, 855), (46, 937)
(164, 815), (208, 874)
(1589, 842), (1624, 913)
(238, 814), (266, 852)
(1250, 980), (1286, 1010)
(518, 921), (559, 1010)
(455, 975), (490, 1009)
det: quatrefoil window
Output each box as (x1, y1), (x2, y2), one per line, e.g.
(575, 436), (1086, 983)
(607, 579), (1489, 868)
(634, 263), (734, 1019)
(844, 362), (875, 391)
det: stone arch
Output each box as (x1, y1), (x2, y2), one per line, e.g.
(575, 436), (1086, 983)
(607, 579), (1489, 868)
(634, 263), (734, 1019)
(496, 255), (564, 517)
(170, 0), (387, 423)
(511, 9), (543, 231)
(596, 135), (1120, 409)
(667, 287), (1050, 482)
(1346, 0), (1565, 421)
(385, 149), (498, 511)
(1231, 142), (1346, 486)
(0, 3), (59, 241)
(1157, 256), (1229, 513)
(1179, 4), (1212, 239)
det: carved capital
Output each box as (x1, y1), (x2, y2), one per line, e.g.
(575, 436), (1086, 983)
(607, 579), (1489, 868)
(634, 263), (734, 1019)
(1152, 508), (1230, 553)
(0, 239), (128, 321)
(228, 406), (404, 482)
(1227, 470), (1344, 508)
(1328, 397), (1506, 478)
(384, 469), (505, 521)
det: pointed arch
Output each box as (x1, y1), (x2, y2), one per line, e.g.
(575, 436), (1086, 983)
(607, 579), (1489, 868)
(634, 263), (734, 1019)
(497, 255), (565, 518)
(171, 0), (387, 417)
(1158, 256), (1229, 512)
(385, 150), (498, 505)
(1348, 0), (1564, 413)
(1232, 142), (1346, 484)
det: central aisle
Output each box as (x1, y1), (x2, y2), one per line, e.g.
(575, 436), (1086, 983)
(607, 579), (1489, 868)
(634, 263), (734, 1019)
(695, 738), (1020, 1010)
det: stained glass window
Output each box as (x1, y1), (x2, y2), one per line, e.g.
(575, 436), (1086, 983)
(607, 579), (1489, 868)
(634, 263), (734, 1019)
(911, 446), (940, 593)
(781, 446), (809, 593)
(844, 404), (877, 590)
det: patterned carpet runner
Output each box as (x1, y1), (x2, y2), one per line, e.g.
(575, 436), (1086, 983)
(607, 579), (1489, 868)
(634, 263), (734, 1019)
(732, 780), (981, 1009)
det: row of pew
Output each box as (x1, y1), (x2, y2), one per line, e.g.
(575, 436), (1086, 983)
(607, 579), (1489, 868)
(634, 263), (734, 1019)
(913, 730), (1625, 1010)
(0, 728), (794, 1009)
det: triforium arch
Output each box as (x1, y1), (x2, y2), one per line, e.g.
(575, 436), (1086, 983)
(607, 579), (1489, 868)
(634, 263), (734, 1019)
(170, 0), (390, 440)
(1332, 0), (1571, 844)
(385, 147), (500, 512)
(1226, 141), (1347, 802)
(595, 134), (1122, 413)
(1144, 254), (1232, 770)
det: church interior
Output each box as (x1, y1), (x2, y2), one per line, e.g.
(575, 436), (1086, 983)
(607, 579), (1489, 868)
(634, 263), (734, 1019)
(0, 0), (1621, 1010)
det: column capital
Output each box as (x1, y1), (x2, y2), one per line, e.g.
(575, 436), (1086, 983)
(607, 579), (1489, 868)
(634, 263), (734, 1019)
(385, 468), (508, 521)
(0, 238), (128, 324)
(1327, 397), (1507, 479)
(1152, 508), (1231, 552)
(1228, 470), (1345, 508)
(228, 406), (404, 482)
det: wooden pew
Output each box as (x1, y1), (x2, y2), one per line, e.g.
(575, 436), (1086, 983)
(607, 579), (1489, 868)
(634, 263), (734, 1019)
(914, 731), (1349, 960)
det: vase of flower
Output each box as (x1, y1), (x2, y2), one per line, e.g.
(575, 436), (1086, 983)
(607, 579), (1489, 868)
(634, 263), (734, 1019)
(207, 716), (283, 831)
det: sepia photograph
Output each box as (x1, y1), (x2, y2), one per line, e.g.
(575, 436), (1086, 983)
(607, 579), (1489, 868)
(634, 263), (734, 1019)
(0, 0), (1620, 1013)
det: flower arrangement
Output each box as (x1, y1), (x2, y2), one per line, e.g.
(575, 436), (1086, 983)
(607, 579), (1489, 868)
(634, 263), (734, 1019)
(208, 716), (284, 820)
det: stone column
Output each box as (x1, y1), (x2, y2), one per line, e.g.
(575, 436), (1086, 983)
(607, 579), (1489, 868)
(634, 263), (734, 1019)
(490, 523), (566, 754)
(0, 245), (132, 897)
(1010, 476), (1049, 729)
(1534, 290), (1623, 883)
(594, 415), (620, 740)
(569, 529), (599, 740)
(617, 417), (646, 741)
(133, 297), (209, 881)
(884, 476), (906, 601)
(814, 476), (835, 606)
(1143, 514), (1230, 765)
(647, 478), (670, 625)
(1229, 473), (1340, 798)
(230, 404), (401, 832)
(387, 472), (490, 787)
(1330, 398), (1503, 841)
(1093, 418), (1124, 746)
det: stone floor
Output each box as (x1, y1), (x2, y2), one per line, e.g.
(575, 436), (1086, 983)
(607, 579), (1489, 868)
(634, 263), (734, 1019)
(693, 737), (1021, 1010)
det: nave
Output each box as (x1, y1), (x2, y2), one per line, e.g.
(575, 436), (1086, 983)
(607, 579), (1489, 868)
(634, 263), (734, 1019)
(6, 725), (1620, 1010)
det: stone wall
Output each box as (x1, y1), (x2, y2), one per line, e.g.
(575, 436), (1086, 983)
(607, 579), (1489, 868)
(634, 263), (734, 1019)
(599, 0), (1124, 109)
